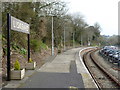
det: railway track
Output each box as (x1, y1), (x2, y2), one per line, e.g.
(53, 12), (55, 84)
(83, 48), (120, 89)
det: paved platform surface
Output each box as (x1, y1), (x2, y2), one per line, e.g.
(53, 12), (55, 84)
(20, 61), (84, 88)
(3, 47), (97, 89)
(20, 48), (84, 88)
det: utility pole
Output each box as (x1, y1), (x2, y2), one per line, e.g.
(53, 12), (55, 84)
(51, 16), (54, 56)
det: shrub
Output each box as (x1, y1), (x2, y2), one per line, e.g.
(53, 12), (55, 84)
(30, 39), (48, 52)
(30, 39), (41, 52)
(14, 60), (20, 70)
(28, 58), (33, 63)
(3, 47), (7, 55)
(40, 41), (47, 49)
(58, 49), (61, 53)
(12, 43), (20, 51)
(58, 45), (62, 53)
(20, 48), (27, 55)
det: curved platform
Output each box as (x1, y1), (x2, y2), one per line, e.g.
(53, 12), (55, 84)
(76, 47), (98, 88)
(3, 47), (98, 89)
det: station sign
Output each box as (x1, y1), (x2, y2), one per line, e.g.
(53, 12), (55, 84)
(11, 16), (30, 34)
(7, 14), (30, 81)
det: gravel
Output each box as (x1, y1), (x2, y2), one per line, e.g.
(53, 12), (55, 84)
(86, 50), (119, 88)
(81, 48), (119, 88)
(94, 51), (119, 80)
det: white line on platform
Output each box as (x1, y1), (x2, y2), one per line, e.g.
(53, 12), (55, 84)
(78, 47), (99, 89)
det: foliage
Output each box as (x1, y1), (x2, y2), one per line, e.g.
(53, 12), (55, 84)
(3, 47), (7, 55)
(40, 41), (48, 50)
(58, 49), (61, 53)
(14, 60), (20, 70)
(0, 34), (2, 39)
(58, 44), (62, 53)
(30, 39), (48, 52)
(20, 48), (27, 55)
(30, 39), (41, 52)
(2, 1), (114, 57)
(101, 35), (119, 46)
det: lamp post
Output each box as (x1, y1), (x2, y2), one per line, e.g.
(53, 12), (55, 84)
(73, 32), (74, 48)
(40, 15), (55, 56)
(81, 34), (82, 46)
(51, 16), (54, 56)
(64, 26), (66, 51)
(63, 19), (69, 51)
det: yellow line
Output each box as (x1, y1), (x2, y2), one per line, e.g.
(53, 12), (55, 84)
(69, 86), (78, 90)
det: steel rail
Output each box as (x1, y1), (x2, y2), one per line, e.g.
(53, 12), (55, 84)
(90, 49), (120, 87)
(83, 49), (102, 89)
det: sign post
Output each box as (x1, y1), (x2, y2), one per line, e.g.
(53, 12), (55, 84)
(7, 13), (30, 81)
(28, 34), (30, 61)
(7, 13), (11, 81)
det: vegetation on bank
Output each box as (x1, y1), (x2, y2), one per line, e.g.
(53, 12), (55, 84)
(1, 1), (119, 56)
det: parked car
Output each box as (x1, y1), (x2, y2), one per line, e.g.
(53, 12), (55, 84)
(99, 46), (120, 63)
(112, 54), (120, 63)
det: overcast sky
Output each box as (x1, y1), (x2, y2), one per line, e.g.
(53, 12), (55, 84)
(63, 0), (119, 36)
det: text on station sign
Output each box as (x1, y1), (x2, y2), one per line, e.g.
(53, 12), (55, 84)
(11, 16), (30, 34)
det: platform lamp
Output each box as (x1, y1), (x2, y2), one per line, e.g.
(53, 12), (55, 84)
(39, 11), (55, 56)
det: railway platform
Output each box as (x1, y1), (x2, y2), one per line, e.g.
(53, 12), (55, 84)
(3, 47), (97, 89)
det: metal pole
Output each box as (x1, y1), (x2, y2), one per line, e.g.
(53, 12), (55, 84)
(28, 34), (30, 61)
(64, 26), (65, 50)
(81, 34), (82, 46)
(7, 13), (11, 81)
(73, 32), (74, 48)
(88, 37), (89, 46)
(51, 16), (54, 56)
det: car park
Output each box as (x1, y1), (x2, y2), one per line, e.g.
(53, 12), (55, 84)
(107, 50), (117, 57)
(112, 54), (120, 63)
(100, 46), (120, 63)
(104, 49), (112, 56)
(109, 50), (119, 58)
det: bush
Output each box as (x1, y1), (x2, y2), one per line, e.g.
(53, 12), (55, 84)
(30, 39), (48, 52)
(14, 60), (20, 70)
(58, 44), (62, 53)
(20, 48), (27, 55)
(0, 34), (2, 41)
(28, 58), (33, 63)
(30, 39), (41, 52)
(3, 47), (7, 55)
(12, 45), (19, 51)
(58, 49), (61, 53)
(40, 41), (47, 49)
(12, 43), (20, 51)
